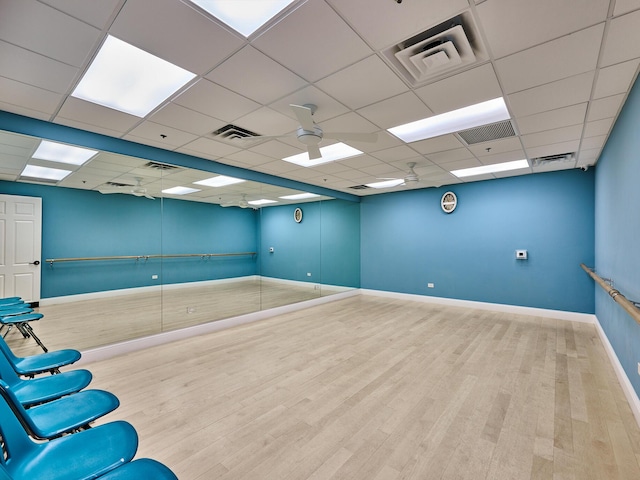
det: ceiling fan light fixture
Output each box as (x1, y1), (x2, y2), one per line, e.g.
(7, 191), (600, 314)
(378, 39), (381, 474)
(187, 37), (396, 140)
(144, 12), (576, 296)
(282, 142), (363, 167)
(451, 159), (529, 178)
(32, 140), (98, 166)
(188, 0), (295, 37)
(387, 97), (510, 143)
(71, 35), (196, 117)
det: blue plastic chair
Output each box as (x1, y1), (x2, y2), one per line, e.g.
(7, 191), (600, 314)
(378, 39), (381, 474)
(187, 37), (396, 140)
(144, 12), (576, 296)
(96, 459), (178, 479)
(0, 297), (22, 307)
(0, 392), (138, 480)
(0, 380), (119, 439)
(0, 351), (91, 407)
(0, 311), (48, 352)
(0, 335), (80, 376)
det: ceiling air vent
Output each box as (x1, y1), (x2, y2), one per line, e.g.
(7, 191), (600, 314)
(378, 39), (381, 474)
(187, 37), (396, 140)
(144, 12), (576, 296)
(531, 153), (575, 167)
(349, 185), (371, 190)
(383, 11), (487, 86)
(212, 124), (260, 141)
(105, 181), (134, 187)
(143, 161), (180, 171)
(458, 120), (516, 145)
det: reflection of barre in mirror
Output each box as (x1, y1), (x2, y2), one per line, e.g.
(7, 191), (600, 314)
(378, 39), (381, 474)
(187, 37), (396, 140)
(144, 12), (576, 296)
(45, 252), (257, 266)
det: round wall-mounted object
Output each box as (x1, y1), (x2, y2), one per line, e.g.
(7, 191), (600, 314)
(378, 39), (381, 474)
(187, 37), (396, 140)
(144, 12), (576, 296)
(441, 191), (457, 213)
(294, 207), (303, 223)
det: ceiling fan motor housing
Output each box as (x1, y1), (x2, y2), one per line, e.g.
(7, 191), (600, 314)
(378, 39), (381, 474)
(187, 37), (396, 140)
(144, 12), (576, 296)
(296, 126), (323, 146)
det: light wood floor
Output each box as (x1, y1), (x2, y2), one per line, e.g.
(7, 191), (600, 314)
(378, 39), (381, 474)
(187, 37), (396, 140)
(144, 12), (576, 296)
(9, 295), (640, 479)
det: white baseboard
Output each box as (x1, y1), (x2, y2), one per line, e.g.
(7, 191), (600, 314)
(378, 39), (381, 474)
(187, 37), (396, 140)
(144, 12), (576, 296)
(78, 289), (359, 365)
(593, 316), (640, 428)
(359, 289), (595, 324)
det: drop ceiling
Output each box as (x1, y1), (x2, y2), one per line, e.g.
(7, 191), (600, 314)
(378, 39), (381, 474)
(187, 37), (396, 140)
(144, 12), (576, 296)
(0, 0), (639, 199)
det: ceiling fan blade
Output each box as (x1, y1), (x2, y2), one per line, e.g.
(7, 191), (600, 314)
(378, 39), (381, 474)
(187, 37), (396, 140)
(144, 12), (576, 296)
(308, 145), (322, 160)
(144, 193), (155, 200)
(290, 104), (315, 131)
(323, 132), (378, 143)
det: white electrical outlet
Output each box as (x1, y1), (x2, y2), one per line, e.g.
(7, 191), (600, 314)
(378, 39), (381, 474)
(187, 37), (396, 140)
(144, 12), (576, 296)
(151, 274), (158, 280)
(427, 283), (435, 288)
(307, 272), (311, 277)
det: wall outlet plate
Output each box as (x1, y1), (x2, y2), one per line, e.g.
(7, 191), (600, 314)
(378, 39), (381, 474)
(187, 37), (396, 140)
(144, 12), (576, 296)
(515, 249), (528, 260)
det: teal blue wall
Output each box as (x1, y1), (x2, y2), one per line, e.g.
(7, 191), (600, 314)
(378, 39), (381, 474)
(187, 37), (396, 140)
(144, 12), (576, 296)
(259, 199), (360, 288)
(361, 169), (595, 313)
(0, 180), (258, 298)
(594, 75), (640, 398)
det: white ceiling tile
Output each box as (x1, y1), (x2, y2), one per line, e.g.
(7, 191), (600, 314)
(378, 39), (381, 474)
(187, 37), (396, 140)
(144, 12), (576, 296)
(55, 97), (140, 134)
(0, 41), (79, 94)
(578, 148), (602, 163)
(0, 101), (52, 122)
(581, 135), (607, 150)
(493, 169), (533, 179)
(468, 137), (524, 156)
(521, 124), (583, 148)
(587, 94), (626, 121)
(247, 139), (302, 160)
(233, 107), (300, 137)
(39, 0), (122, 28)
(53, 116), (128, 139)
(593, 59), (640, 99)
(357, 92), (432, 129)
(109, 0), (245, 75)
(477, 150), (528, 165)
(613, 0), (640, 16)
(124, 121), (199, 149)
(583, 118), (615, 138)
(496, 24), (604, 94)
(0, 0), (101, 67)
(441, 158), (482, 171)
(225, 150), (274, 167)
(327, 0), (468, 50)
(173, 79), (260, 123)
(476, 0), (609, 59)
(315, 55), (407, 110)
(525, 140), (581, 159)
(179, 137), (242, 159)
(508, 72), (595, 117)
(411, 135), (465, 155)
(427, 148), (475, 165)
(252, 0), (372, 82)
(340, 156), (383, 169)
(600, 9), (640, 67)
(415, 63), (502, 114)
(0, 76), (63, 116)
(370, 145), (421, 162)
(149, 103), (226, 137)
(268, 86), (349, 124)
(207, 46), (307, 104)
(515, 103), (587, 135)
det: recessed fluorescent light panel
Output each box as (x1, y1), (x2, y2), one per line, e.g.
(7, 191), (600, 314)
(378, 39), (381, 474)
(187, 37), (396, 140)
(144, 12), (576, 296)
(388, 97), (510, 143)
(21, 165), (72, 181)
(194, 175), (246, 187)
(450, 159), (530, 178)
(282, 143), (364, 167)
(71, 35), (196, 117)
(188, 0), (295, 37)
(32, 140), (98, 166)
(279, 193), (321, 200)
(365, 179), (404, 189)
(162, 186), (201, 195)
(248, 199), (277, 206)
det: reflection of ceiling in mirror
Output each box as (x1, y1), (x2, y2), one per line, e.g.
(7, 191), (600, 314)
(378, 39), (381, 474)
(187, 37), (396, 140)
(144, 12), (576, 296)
(0, 130), (333, 207)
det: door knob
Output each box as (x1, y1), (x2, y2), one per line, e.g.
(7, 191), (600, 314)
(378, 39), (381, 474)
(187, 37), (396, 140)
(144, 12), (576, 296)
(30, 260), (40, 266)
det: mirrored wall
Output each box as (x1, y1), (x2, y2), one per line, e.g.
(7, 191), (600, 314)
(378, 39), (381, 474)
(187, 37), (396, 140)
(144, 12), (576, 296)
(0, 130), (360, 353)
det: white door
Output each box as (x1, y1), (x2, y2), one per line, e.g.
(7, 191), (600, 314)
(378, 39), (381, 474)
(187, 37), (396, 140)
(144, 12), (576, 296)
(0, 194), (42, 302)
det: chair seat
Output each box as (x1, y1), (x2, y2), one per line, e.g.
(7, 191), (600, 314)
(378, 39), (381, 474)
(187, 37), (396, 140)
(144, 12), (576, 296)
(0, 297), (22, 306)
(0, 306), (32, 316)
(11, 369), (92, 407)
(0, 313), (43, 324)
(3, 420), (138, 480)
(11, 348), (81, 376)
(96, 459), (178, 479)
(24, 389), (120, 439)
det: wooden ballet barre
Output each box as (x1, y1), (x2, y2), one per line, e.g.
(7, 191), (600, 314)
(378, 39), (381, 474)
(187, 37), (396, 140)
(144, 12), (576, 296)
(45, 252), (256, 266)
(580, 263), (640, 326)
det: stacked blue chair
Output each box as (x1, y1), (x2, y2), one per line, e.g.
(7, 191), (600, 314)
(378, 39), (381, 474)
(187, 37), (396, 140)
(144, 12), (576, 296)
(0, 298), (47, 352)
(0, 297), (178, 479)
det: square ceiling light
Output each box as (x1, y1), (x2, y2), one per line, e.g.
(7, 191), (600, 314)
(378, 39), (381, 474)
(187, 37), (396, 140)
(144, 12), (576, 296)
(388, 97), (510, 143)
(162, 186), (201, 195)
(283, 143), (364, 167)
(248, 199), (277, 206)
(194, 175), (246, 187)
(450, 159), (530, 178)
(188, 0), (295, 37)
(71, 35), (196, 117)
(21, 165), (72, 181)
(279, 193), (320, 200)
(32, 140), (98, 166)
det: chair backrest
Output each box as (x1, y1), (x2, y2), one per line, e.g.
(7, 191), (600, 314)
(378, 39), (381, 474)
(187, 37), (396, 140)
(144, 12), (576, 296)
(0, 337), (18, 364)
(0, 381), (38, 438)
(0, 381), (36, 469)
(0, 353), (20, 387)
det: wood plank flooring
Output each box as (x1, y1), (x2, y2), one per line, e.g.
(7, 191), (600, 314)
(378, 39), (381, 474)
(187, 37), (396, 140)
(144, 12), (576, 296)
(9, 295), (640, 479)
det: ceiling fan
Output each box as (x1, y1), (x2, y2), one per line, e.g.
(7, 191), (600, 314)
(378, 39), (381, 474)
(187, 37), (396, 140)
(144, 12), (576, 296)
(98, 177), (155, 199)
(220, 194), (251, 209)
(243, 104), (378, 160)
(378, 162), (421, 186)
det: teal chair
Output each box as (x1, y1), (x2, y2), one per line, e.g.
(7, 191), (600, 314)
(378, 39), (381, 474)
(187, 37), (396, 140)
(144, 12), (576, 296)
(0, 335), (80, 376)
(0, 391), (138, 480)
(0, 380), (119, 439)
(0, 311), (47, 352)
(0, 351), (91, 407)
(96, 459), (178, 479)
